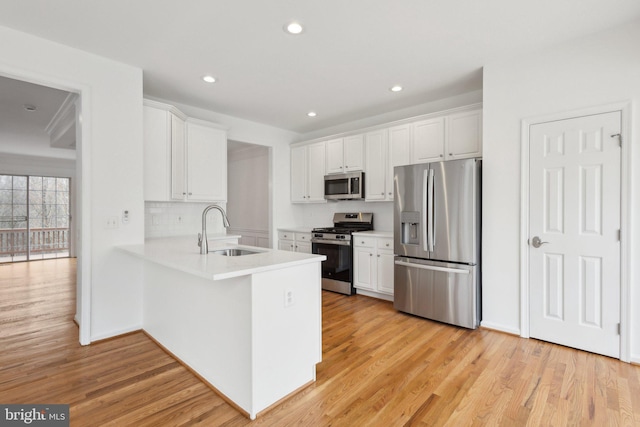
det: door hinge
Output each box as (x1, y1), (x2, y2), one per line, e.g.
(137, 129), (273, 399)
(611, 133), (622, 147)
(617, 323), (621, 335)
(618, 229), (621, 242)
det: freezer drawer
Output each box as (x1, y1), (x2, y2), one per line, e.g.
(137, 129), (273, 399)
(394, 257), (480, 329)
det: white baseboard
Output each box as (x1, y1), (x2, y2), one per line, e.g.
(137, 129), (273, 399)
(90, 324), (142, 343)
(480, 320), (521, 336)
(630, 354), (640, 365)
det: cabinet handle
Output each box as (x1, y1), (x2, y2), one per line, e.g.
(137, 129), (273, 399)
(381, 192), (384, 195)
(182, 192), (186, 195)
(188, 192), (192, 195)
(377, 254), (380, 257)
(385, 243), (389, 247)
(449, 153), (453, 156)
(388, 192), (392, 196)
(369, 253), (372, 257)
(439, 154), (443, 158)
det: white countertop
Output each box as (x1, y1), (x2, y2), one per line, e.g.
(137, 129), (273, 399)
(118, 237), (325, 281)
(352, 230), (393, 238)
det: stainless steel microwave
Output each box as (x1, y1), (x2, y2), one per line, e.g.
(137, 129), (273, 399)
(324, 172), (364, 200)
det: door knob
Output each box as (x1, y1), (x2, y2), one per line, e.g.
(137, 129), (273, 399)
(531, 236), (549, 248)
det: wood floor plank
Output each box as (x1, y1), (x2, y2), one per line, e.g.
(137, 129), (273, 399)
(1, 258), (639, 426)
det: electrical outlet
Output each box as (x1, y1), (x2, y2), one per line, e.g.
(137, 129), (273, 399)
(122, 210), (130, 224)
(284, 289), (295, 308)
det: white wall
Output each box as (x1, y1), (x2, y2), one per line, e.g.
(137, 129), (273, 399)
(482, 20), (640, 361)
(227, 144), (270, 246)
(0, 25), (145, 342)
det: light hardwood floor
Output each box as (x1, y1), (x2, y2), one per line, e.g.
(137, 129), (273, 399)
(1, 258), (639, 426)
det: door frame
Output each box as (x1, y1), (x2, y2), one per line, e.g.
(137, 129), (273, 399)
(0, 64), (93, 346)
(519, 102), (632, 362)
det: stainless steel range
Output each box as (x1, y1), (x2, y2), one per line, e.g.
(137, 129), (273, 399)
(311, 213), (374, 295)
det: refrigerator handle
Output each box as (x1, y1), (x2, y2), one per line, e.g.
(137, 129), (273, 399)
(395, 260), (470, 275)
(427, 168), (434, 252)
(422, 169), (429, 252)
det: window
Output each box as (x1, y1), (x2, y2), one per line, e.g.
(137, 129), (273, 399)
(0, 174), (71, 263)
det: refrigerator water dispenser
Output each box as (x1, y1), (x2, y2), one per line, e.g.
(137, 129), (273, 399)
(400, 211), (420, 245)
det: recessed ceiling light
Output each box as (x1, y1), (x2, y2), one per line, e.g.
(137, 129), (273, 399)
(307, 111), (317, 117)
(285, 21), (304, 35)
(390, 85), (403, 92)
(23, 104), (37, 112)
(202, 75), (216, 83)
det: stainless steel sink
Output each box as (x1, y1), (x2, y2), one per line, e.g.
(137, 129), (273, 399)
(209, 248), (261, 256)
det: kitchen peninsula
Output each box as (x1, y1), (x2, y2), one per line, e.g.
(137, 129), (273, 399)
(118, 237), (326, 420)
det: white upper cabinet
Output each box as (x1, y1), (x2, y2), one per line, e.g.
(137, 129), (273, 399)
(446, 109), (483, 160)
(143, 100), (227, 203)
(294, 105), (481, 205)
(364, 129), (389, 201)
(411, 108), (482, 163)
(411, 117), (446, 163)
(291, 141), (326, 203)
(181, 119), (227, 202)
(326, 135), (364, 174)
(144, 101), (186, 202)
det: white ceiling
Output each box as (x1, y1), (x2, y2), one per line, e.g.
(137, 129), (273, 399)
(1, 1), (639, 134)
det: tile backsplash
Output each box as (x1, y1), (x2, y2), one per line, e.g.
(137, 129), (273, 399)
(145, 201), (227, 238)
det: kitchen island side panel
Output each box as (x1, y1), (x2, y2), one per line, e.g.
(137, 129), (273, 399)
(143, 261), (253, 411)
(251, 262), (323, 413)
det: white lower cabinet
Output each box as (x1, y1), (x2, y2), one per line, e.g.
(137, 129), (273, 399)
(278, 230), (312, 254)
(353, 235), (394, 297)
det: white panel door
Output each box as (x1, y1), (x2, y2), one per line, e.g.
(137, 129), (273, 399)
(529, 111), (621, 358)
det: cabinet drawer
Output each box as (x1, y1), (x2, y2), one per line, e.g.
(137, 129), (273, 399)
(296, 232), (312, 242)
(354, 236), (375, 248)
(278, 231), (294, 241)
(377, 238), (393, 250)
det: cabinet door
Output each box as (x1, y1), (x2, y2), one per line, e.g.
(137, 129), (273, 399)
(447, 110), (482, 160)
(170, 114), (187, 200)
(306, 142), (326, 202)
(290, 145), (307, 202)
(278, 240), (295, 251)
(387, 124), (412, 200)
(143, 106), (171, 201)
(296, 241), (311, 254)
(412, 117), (445, 164)
(377, 250), (395, 295)
(186, 122), (227, 202)
(353, 246), (375, 291)
(343, 134), (364, 171)
(364, 130), (387, 201)
(325, 138), (344, 174)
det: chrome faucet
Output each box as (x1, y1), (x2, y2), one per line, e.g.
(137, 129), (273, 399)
(198, 204), (230, 254)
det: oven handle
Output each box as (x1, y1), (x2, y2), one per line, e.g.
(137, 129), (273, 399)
(311, 239), (352, 247)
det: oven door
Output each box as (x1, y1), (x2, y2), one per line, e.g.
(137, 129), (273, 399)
(312, 239), (355, 295)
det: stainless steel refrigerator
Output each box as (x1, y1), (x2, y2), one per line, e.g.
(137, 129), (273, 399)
(393, 159), (481, 329)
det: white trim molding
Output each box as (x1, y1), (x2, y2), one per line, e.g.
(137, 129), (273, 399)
(520, 101), (632, 363)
